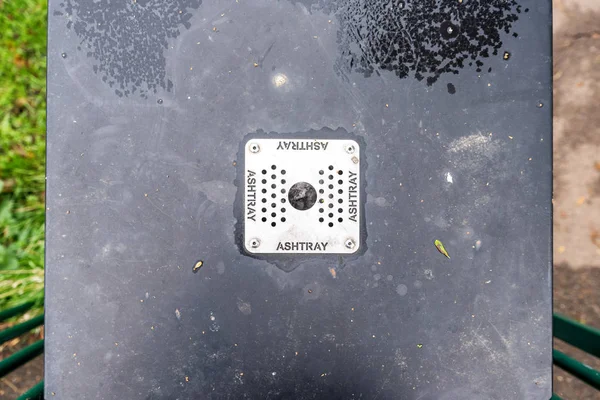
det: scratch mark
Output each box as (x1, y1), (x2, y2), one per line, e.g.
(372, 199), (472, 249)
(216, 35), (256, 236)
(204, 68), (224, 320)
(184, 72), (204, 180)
(373, 366), (395, 400)
(488, 319), (510, 349)
(257, 41), (276, 66)
(146, 197), (180, 224)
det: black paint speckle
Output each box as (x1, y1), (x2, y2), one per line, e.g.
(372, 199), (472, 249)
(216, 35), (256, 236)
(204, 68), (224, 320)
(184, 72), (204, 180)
(447, 83), (456, 95)
(333, 0), (522, 85)
(59, 0), (202, 98)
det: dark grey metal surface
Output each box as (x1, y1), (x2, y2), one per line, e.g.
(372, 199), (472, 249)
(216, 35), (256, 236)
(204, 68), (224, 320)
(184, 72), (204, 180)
(46, 0), (552, 398)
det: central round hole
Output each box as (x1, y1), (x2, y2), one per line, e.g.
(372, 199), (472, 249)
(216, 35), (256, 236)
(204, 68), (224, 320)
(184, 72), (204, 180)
(288, 182), (317, 211)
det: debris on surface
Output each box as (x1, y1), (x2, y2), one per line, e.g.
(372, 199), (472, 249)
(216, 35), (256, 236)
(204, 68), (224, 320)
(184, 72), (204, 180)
(434, 239), (450, 259)
(192, 260), (204, 273)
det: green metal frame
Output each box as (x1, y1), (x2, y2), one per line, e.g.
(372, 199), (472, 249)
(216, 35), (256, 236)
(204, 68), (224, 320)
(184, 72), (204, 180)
(554, 313), (600, 358)
(552, 313), (600, 396)
(553, 349), (600, 391)
(0, 340), (44, 377)
(0, 302), (34, 322)
(0, 315), (44, 346)
(15, 379), (44, 400)
(0, 303), (44, 398)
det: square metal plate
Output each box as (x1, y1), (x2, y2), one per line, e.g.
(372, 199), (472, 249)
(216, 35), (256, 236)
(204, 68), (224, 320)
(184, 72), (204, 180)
(244, 138), (360, 254)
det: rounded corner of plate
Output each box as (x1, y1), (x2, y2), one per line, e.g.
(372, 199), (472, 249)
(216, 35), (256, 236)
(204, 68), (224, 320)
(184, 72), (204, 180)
(243, 239), (260, 254)
(348, 243), (361, 254)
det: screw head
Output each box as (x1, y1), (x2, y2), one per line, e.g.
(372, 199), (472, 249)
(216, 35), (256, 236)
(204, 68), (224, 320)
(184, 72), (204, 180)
(345, 238), (356, 250)
(249, 238), (261, 249)
(345, 144), (356, 154)
(249, 143), (260, 153)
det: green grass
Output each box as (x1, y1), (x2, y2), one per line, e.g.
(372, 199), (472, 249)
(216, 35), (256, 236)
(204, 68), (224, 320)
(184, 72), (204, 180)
(0, 0), (47, 315)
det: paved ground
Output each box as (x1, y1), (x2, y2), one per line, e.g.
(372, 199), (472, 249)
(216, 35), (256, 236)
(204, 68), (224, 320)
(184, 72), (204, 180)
(2, 1), (600, 398)
(553, 0), (600, 398)
(553, 0), (600, 269)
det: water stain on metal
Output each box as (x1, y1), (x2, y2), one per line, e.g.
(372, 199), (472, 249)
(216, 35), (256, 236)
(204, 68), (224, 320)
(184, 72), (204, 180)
(332, 0), (526, 85)
(396, 284), (408, 296)
(237, 299), (252, 315)
(58, 0), (202, 98)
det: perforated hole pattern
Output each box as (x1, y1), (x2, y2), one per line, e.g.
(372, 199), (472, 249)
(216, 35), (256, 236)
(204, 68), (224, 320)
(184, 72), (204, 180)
(259, 165), (345, 227)
(259, 165), (288, 227)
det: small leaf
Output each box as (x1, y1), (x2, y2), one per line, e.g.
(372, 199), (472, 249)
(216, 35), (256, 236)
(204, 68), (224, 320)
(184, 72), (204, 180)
(434, 240), (450, 259)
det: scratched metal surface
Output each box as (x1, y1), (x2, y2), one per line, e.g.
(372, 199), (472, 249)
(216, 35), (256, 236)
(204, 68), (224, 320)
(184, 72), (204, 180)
(46, 0), (552, 398)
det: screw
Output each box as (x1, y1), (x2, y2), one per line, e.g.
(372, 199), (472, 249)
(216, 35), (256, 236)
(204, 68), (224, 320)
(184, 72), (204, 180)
(345, 239), (356, 250)
(249, 143), (260, 153)
(345, 144), (356, 154)
(249, 238), (261, 249)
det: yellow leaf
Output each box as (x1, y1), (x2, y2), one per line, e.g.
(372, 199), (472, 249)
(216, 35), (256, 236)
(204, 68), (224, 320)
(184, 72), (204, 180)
(434, 240), (450, 259)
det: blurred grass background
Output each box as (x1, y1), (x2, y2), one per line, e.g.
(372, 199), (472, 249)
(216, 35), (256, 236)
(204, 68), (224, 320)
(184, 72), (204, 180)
(0, 0), (47, 315)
